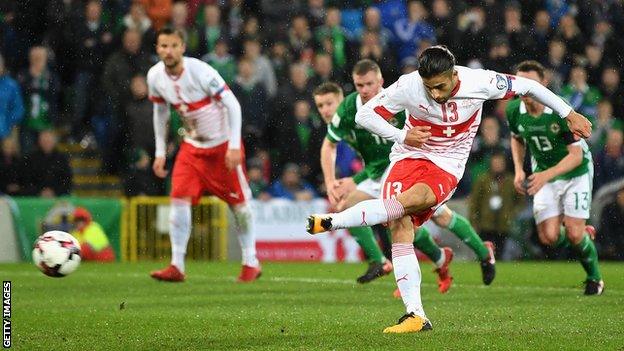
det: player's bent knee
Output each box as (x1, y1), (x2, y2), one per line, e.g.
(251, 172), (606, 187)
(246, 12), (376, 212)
(398, 184), (437, 214)
(433, 208), (452, 228)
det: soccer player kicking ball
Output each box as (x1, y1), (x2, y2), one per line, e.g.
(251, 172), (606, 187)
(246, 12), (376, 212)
(307, 46), (592, 333)
(506, 61), (604, 295)
(148, 28), (260, 283)
(313, 60), (495, 292)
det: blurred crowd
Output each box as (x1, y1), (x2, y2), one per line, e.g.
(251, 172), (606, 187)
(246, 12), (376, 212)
(0, 1), (623, 256)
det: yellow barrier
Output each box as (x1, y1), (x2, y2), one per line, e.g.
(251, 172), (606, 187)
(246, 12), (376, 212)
(123, 196), (228, 262)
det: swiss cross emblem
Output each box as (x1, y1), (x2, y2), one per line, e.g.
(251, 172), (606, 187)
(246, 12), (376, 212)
(442, 126), (455, 137)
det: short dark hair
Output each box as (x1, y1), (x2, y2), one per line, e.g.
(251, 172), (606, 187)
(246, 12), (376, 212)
(156, 27), (186, 43)
(352, 59), (381, 76)
(418, 45), (455, 78)
(313, 82), (343, 97)
(515, 60), (546, 80)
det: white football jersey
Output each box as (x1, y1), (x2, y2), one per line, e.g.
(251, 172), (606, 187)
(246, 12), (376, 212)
(147, 57), (230, 148)
(366, 66), (520, 180)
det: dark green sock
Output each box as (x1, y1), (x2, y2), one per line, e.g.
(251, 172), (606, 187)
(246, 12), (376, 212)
(554, 227), (570, 249)
(413, 226), (442, 263)
(572, 234), (602, 281)
(448, 212), (489, 261)
(348, 227), (385, 263)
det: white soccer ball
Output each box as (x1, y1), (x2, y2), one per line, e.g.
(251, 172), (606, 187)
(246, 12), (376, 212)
(32, 231), (81, 277)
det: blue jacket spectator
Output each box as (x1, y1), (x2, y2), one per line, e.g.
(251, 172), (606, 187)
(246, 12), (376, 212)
(393, 1), (435, 61)
(0, 54), (24, 139)
(268, 163), (318, 201)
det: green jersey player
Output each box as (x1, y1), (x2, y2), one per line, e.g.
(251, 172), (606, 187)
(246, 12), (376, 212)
(507, 60), (603, 295)
(313, 60), (495, 292)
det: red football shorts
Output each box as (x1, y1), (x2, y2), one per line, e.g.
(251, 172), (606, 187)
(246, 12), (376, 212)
(170, 141), (250, 205)
(382, 158), (458, 226)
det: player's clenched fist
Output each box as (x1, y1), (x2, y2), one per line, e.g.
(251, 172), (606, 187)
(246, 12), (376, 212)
(404, 126), (432, 148)
(152, 156), (169, 178)
(565, 111), (592, 138)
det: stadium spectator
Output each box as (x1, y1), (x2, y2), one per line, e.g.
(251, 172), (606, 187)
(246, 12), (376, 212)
(70, 0), (114, 142)
(560, 66), (601, 123)
(269, 63), (314, 126)
(588, 100), (622, 153)
(225, 0), (245, 40)
(393, 0), (435, 61)
(231, 58), (267, 154)
(531, 10), (553, 62)
(502, 1), (535, 62)
(123, 148), (165, 196)
(594, 129), (624, 191)
(242, 38), (277, 98)
(232, 16), (262, 57)
(137, 0), (172, 31)
(306, 0), (326, 29)
(268, 41), (293, 87)
(269, 99), (324, 185)
(455, 5), (488, 65)
(125, 75), (154, 156)
(484, 35), (513, 74)
(599, 67), (624, 119)
(16, 46), (60, 154)
(469, 117), (509, 184)
(429, 0), (455, 52)
(0, 53), (24, 140)
(357, 30), (398, 82)
(544, 39), (570, 93)
(197, 4), (224, 57)
(71, 207), (115, 262)
(247, 157), (271, 200)
(101, 28), (153, 174)
(288, 15), (315, 63)
(357, 7), (395, 51)
(597, 187), (624, 260)
(268, 163), (317, 201)
(555, 15), (585, 60)
(169, 2), (200, 57)
(310, 53), (337, 88)
(202, 39), (237, 84)
(469, 152), (521, 258)
(0, 137), (22, 196)
(585, 44), (604, 87)
(118, 1), (156, 55)
(314, 7), (349, 71)
(21, 129), (72, 197)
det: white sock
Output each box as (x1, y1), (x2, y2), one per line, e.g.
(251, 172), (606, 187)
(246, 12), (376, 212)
(435, 249), (446, 268)
(169, 199), (191, 272)
(232, 204), (259, 267)
(392, 243), (426, 318)
(331, 199), (405, 229)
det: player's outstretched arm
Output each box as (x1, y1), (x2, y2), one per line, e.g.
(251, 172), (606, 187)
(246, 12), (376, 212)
(152, 102), (170, 178)
(219, 89), (243, 170)
(527, 144), (583, 196)
(320, 138), (341, 206)
(509, 135), (527, 195)
(355, 79), (409, 144)
(511, 76), (592, 138)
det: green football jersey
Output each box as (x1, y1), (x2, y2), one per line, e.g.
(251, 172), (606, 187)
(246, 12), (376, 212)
(326, 92), (405, 182)
(505, 98), (591, 181)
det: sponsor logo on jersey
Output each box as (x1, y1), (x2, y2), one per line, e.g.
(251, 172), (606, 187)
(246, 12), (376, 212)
(527, 126), (546, 132)
(496, 74), (507, 90)
(550, 123), (561, 134)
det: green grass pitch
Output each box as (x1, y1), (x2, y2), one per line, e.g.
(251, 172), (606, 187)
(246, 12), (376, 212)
(1, 261), (623, 350)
